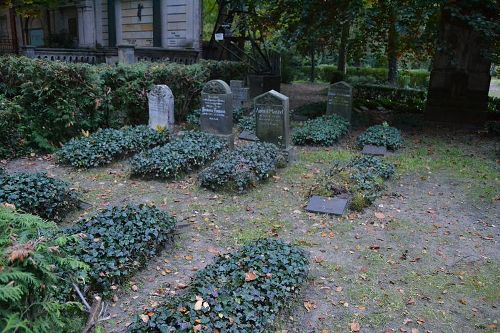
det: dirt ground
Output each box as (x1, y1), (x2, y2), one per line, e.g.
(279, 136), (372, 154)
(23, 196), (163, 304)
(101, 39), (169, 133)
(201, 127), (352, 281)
(3, 84), (499, 333)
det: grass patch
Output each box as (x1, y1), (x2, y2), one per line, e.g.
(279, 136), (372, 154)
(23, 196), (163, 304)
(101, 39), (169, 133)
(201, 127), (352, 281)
(231, 217), (289, 245)
(299, 148), (355, 164)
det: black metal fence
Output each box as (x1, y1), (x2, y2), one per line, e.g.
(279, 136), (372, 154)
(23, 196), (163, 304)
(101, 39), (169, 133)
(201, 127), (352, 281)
(0, 38), (16, 54)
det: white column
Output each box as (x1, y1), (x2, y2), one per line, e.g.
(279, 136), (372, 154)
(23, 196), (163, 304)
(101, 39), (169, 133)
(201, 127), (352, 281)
(77, 0), (96, 47)
(160, 0), (168, 48)
(94, 0), (103, 46)
(115, 0), (122, 45)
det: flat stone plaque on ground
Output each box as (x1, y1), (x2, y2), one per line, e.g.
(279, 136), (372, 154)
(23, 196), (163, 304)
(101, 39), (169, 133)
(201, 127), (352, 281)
(254, 90), (290, 150)
(148, 85), (174, 130)
(306, 196), (348, 216)
(201, 80), (233, 145)
(362, 144), (388, 156)
(327, 81), (353, 122)
(238, 130), (258, 141)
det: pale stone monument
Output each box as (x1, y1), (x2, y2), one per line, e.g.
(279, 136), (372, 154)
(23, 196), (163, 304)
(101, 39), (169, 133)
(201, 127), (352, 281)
(230, 80), (250, 109)
(200, 80), (234, 146)
(327, 81), (353, 122)
(148, 85), (175, 131)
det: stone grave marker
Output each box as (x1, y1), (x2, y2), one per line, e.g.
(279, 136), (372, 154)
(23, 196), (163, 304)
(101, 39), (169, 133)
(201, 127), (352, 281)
(306, 195), (348, 216)
(238, 130), (258, 141)
(361, 144), (388, 156)
(230, 80), (249, 109)
(148, 85), (174, 131)
(254, 90), (290, 152)
(201, 80), (234, 146)
(327, 81), (353, 122)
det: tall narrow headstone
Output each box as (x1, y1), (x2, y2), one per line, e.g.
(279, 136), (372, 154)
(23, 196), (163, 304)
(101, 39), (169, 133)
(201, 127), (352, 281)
(230, 80), (249, 109)
(327, 81), (353, 122)
(148, 85), (174, 131)
(254, 90), (290, 152)
(201, 80), (234, 146)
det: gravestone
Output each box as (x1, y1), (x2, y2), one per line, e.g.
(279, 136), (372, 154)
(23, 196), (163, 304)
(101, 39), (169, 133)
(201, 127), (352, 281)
(230, 80), (250, 109)
(361, 144), (388, 156)
(327, 81), (353, 122)
(306, 195), (348, 216)
(148, 85), (174, 131)
(254, 90), (291, 153)
(238, 130), (258, 142)
(201, 80), (234, 146)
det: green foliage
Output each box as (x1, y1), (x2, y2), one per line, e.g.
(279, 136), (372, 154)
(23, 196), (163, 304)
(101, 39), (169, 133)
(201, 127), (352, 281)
(488, 97), (500, 113)
(200, 60), (249, 82)
(0, 206), (88, 333)
(56, 125), (169, 169)
(129, 239), (309, 333)
(354, 84), (427, 113)
(199, 142), (287, 193)
(0, 170), (79, 220)
(65, 205), (176, 296)
(238, 114), (256, 132)
(292, 114), (350, 146)
(485, 121), (500, 136)
(291, 101), (327, 120)
(357, 123), (404, 150)
(0, 94), (27, 159)
(130, 132), (227, 179)
(309, 155), (395, 211)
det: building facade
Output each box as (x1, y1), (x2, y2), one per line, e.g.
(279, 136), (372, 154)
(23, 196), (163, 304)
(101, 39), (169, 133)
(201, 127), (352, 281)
(0, 0), (202, 64)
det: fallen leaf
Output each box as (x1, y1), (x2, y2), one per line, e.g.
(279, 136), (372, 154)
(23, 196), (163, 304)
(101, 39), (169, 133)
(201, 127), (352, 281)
(139, 314), (149, 323)
(303, 301), (316, 312)
(350, 321), (361, 332)
(207, 247), (220, 255)
(176, 283), (187, 289)
(193, 324), (202, 332)
(375, 212), (385, 219)
(131, 285), (138, 292)
(194, 296), (203, 311)
(245, 271), (258, 282)
(458, 298), (467, 305)
(411, 329), (419, 333)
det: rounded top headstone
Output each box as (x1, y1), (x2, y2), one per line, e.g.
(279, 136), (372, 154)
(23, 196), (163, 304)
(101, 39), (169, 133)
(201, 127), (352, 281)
(202, 80), (231, 94)
(148, 85), (173, 99)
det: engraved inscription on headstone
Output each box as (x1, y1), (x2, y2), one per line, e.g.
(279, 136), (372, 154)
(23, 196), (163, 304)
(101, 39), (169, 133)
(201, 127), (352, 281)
(230, 80), (249, 109)
(201, 80), (234, 145)
(327, 81), (353, 122)
(148, 85), (174, 130)
(254, 90), (290, 150)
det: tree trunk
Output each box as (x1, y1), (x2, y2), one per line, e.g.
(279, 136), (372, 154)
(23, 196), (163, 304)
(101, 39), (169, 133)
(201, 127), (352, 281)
(337, 21), (349, 75)
(310, 46), (315, 82)
(387, 12), (398, 85)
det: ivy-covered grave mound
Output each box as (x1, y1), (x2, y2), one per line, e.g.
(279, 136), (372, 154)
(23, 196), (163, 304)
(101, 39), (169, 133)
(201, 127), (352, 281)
(56, 125), (170, 168)
(199, 142), (287, 193)
(65, 204), (176, 295)
(129, 239), (309, 333)
(0, 169), (79, 220)
(0, 206), (88, 333)
(292, 114), (350, 146)
(130, 131), (227, 179)
(309, 155), (395, 211)
(238, 113), (256, 133)
(357, 123), (403, 150)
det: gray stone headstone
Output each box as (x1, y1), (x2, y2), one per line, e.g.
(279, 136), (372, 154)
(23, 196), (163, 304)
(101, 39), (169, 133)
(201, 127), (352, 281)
(327, 81), (353, 122)
(148, 85), (174, 131)
(201, 80), (234, 145)
(306, 196), (348, 216)
(362, 145), (388, 156)
(230, 80), (249, 109)
(254, 90), (290, 150)
(238, 130), (258, 142)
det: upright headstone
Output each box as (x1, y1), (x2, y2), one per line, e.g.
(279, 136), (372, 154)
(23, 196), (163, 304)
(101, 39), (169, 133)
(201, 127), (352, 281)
(201, 80), (234, 146)
(327, 81), (353, 122)
(230, 80), (249, 109)
(254, 90), (290, 152)
(148, 85), (174, 131)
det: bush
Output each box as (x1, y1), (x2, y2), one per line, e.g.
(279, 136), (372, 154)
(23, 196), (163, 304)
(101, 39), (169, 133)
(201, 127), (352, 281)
(309, 156), (395, 211)
(199, 142), (286, 193)
(238, 114), (256, 133)
(0, 206), (88, 333)
(130, 132), (227, 179)
(353, 84), (427, 113)
(129, 239), (309, 333)
(488, 96), (500, 113)
(56, 125), (169, 168)
(65, 204), (176, 295)
(357, 123), (404, 150)
(0, 94), (28, 158)
(199, 60), (249, 82)
(292, 114), (350, 146)
(0, 170), (79, 220)
(291, 101), (327, 120)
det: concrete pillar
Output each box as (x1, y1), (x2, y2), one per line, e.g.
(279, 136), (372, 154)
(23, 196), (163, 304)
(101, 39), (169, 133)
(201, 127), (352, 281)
(94, 0), (103, 47)
(23, 45), (36, 58)
(77, 0), (96, 48)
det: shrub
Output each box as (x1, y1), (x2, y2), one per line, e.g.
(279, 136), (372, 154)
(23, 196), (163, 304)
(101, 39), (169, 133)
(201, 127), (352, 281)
(292, 114), (350, 146)
(199, 142), (286, 193)
(56, 125), (169, 169)
(309, 156), (395, 211)
(129, 239), (309, 333)
(357, 123), (404, 150)
(65, 204), (176, 295)
(291, 101), (327, 120)
(130, 132), (227, 179)
(0, 170), (79, 220)
(0, 206), (88, 333)
(488, 96), (500, 113)
(0, 94), (28, 158)
(200, 60), (249, 82)
(238, 114), (256, 132)
(353, 84), (427, 113)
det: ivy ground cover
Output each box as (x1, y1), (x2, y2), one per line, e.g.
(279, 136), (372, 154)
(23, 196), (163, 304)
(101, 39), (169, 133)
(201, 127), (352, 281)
(292, 114), (350, 146)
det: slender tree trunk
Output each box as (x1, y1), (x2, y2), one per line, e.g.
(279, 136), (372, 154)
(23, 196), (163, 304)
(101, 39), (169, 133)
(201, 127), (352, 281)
(387, 12), (398, 85)
(337, 21), (349, 75)
(310, 46), (315, 82)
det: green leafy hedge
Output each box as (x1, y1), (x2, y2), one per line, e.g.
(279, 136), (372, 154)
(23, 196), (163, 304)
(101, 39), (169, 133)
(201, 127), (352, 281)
(65, 204), (176, 295)
(238, 114), (256, 133)
(0, 206), (88, 333)
(199, 142), (286, 193)
(0, 94), (28, 159)
(309, 156), (395, 211)
(291, 101), (327, 120)
(292, 114), (350, 146)
(130, 132), (227, 179)
(129, 239), (309, 333)
(0, 170), (79, 220)
(56, 125), (169, 168)
(357, 123), (403, 150)
(354, 84), (427, 113)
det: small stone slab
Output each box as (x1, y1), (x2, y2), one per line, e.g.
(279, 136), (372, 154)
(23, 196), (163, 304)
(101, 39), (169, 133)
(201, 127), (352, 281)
(306, 196), (348, 216)
(238, 130), (258, 141)
(362, 145), (388, 156)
